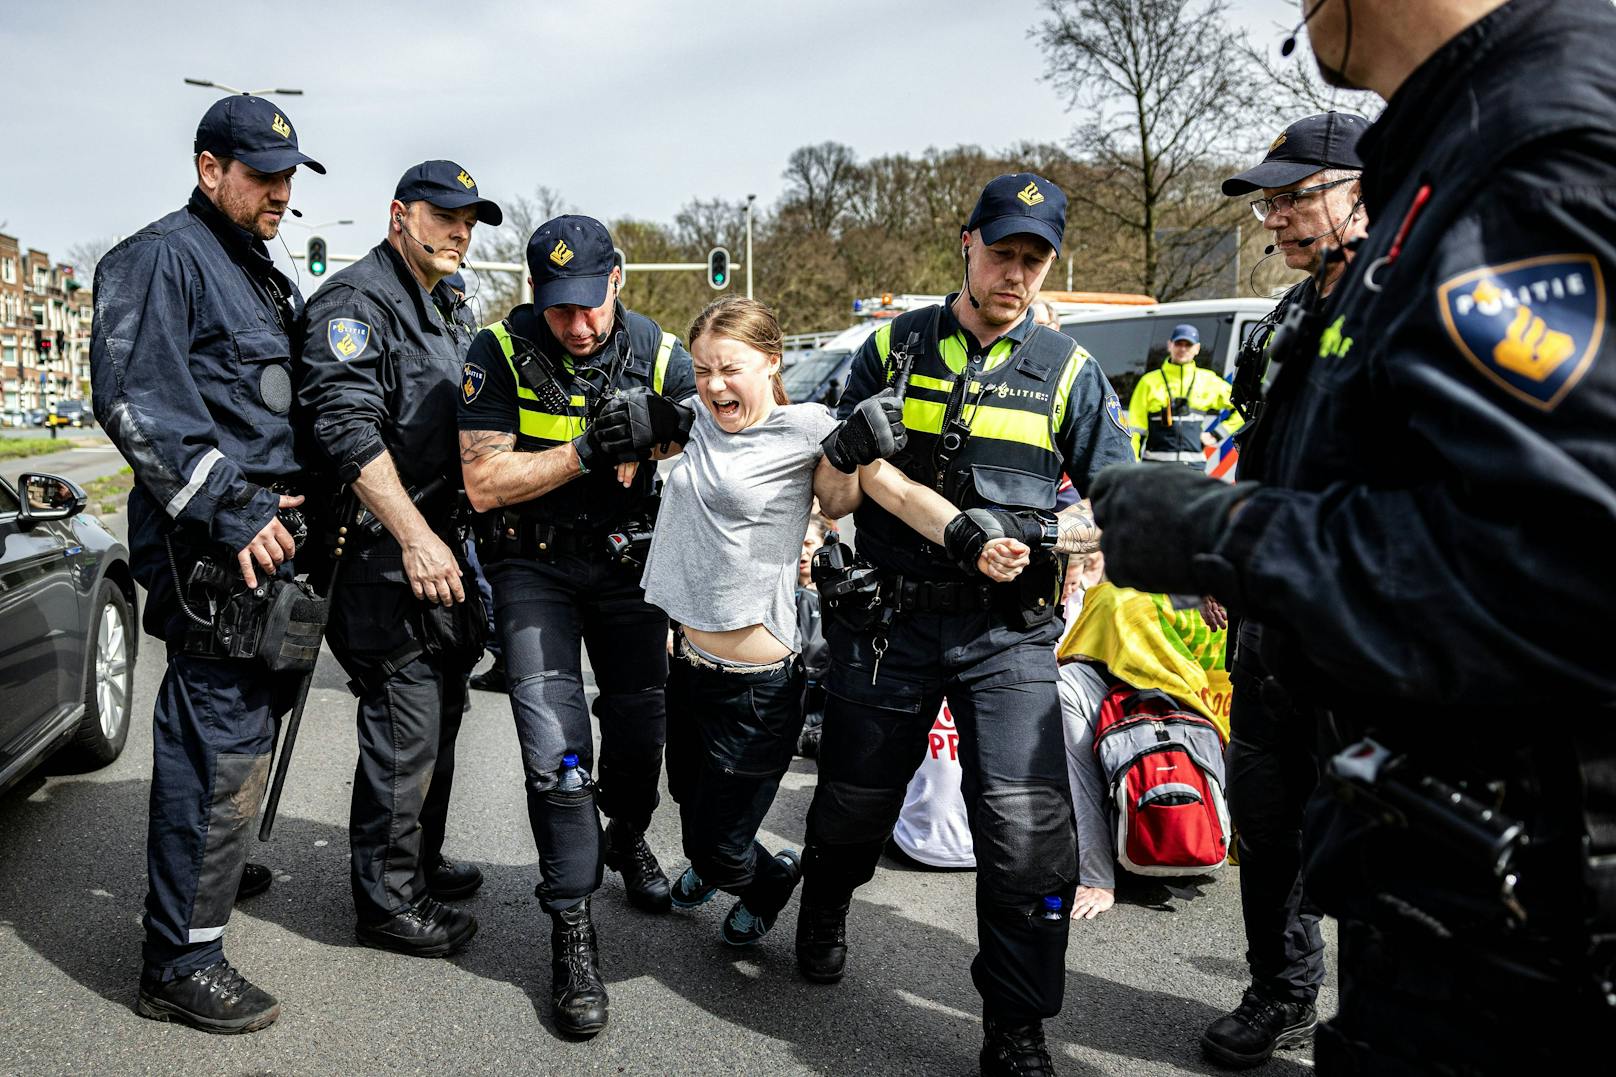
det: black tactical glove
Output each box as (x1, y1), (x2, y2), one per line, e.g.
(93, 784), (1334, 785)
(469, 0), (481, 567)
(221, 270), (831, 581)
(821, 389), (907, 473)
(1089, 464), (1255, 596)
(942, 508), (1054, 575)
(570, 426), (610, 474)
(594, 388), (695, 460)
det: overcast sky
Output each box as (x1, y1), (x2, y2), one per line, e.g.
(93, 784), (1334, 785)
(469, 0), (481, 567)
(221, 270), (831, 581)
(0, 0), (1301, 270)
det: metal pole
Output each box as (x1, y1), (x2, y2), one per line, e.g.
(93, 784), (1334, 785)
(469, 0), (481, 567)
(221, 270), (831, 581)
(745, 194), (756, 299)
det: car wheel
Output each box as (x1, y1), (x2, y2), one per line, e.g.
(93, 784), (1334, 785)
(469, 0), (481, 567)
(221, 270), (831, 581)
(68, 580), (134, 767)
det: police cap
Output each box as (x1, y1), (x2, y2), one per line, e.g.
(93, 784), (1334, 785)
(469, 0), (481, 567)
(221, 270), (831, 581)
(966, 173), (1067, 255)
(194, 95), (325, 175)
(394, 161), (503, 226)
(1222, 112), (1369, 196)
(527, 215), (616, 310)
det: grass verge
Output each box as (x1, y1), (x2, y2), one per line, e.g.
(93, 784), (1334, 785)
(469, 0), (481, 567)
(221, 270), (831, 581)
(83, 466), (134, 516)
(0, 437), (89, 461)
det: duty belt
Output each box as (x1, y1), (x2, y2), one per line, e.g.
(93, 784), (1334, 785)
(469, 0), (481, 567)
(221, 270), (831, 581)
(505, 519), (598, 558)
(879, 574), (994, 614)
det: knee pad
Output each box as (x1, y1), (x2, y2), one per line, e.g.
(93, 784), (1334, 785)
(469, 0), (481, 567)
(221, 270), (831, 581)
(974, 782), (1077, 903)
(530, 787), (604, 910)
(808, 779), (908, 846)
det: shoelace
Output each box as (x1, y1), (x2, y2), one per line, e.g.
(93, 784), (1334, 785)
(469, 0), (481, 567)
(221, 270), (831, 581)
(196, 961), (249, 1004)
(729, 906), (761, 934)
(802, 907), (846, 945)
(988, 1023), (1054, 1077)
(676, 868), (709, 898)
(1233, 991), (1285, 1031)
(627, 837), (661, 879)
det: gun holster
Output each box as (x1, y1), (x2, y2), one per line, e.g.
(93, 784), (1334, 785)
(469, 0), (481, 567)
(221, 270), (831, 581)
(812, 537), (885, 632)
(180, 567), (328, 675)
(415, 585), (489, 664)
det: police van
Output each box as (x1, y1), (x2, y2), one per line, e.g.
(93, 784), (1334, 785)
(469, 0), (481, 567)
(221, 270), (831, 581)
(1058, 297), (1276, 407)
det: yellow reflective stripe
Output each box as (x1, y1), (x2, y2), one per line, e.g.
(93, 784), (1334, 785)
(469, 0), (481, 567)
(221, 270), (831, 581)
(903, 397), (946, 435)
(874, 322), (894, 362)
(489, 320), (588, 412)
(519, 411), (587, 442)
(937, 333), (1016, 375)
(968, 404), (1054, 450)
(1051, 344), (1087, 433)
(653, 332), (675, 395)
(983, 338), (1014, 374)
(908, 372), (952, 393)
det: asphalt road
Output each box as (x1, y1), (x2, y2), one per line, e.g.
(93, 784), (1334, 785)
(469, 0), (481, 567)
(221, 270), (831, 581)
(0, 441), (1335, 1076)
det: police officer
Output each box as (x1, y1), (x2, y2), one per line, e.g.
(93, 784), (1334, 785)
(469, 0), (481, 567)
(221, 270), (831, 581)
(90, 94), (323, 1034)
(457, 214), (695, 1036)
(1198, 110), (1368, 1070)
(1092, 0), (1616, 1071)
(296, 161), (503, 956)
(1125, 323), (1243, 465)
(796, 173), (1136, 1076)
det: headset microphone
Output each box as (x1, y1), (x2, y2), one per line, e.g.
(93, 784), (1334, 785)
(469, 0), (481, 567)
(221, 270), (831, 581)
(395, 215), (436, 254)
(961, 244), (981, 309)
(287, 208), (303, 218)
(1282, 0), (1331, 56)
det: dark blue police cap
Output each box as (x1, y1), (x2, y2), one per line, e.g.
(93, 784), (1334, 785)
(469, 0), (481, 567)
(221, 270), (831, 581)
(1222, 112), (1368, 196)
(966, 173), (1067, 254)
(194, 95), (325, 175)
(394, 161), (503, 226)
(527, 215), (616, 310)
(1169, 324), (1200, 344)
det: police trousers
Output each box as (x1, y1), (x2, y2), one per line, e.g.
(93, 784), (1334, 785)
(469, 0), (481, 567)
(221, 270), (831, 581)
(1226, 652), (1326, 1004)
(488, 553), (668, 911)
(803, 608), (1077, 1022)
(328, 580), (472, 922)
(665, 636), (806, 919)
(143, 653), (290, 980)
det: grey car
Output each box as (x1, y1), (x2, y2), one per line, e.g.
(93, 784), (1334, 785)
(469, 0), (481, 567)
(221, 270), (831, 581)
(0, 472), (139, 795)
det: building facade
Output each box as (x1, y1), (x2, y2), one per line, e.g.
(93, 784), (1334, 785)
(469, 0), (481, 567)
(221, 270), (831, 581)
(1, 233), (92, 420)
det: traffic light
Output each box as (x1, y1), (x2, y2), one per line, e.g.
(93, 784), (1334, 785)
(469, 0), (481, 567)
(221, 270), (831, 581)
(707, 246), (730, 290)
(307, 236), (328, 276)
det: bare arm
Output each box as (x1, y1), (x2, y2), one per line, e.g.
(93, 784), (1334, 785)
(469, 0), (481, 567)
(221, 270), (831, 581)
(459, 430), (585, 513)
(1054, 498), (1101, 555)
(354, 451), (464, 605)
(812, 456), (861, 519)
(857, 460), (1028, 581)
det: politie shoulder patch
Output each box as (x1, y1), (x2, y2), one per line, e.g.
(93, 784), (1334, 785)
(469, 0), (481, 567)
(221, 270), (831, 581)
(328, 318), (371, 362)
(1436, 254), (1605, 411)
(463, 362), (486, 404)
(1105, 393), (1127, 432)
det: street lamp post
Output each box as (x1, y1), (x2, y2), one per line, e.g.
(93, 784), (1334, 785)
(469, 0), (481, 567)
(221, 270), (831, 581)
(744, 193), (756, 300)
(184, 78), (304, 96)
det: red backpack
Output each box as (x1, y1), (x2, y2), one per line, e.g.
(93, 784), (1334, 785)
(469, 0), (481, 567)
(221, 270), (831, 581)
(1092, 684), (1231, 876)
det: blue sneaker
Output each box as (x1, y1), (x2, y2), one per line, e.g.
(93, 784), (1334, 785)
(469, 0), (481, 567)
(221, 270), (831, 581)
(670, 866), (717, 909)
(721, 849), (802, 947)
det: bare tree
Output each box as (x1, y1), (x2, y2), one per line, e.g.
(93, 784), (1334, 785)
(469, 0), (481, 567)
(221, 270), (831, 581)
(66, 236), (120, 285)
(1037, 0), (1274, 299)
(467, 185), (571, 322)
(778, 142), (862, 236)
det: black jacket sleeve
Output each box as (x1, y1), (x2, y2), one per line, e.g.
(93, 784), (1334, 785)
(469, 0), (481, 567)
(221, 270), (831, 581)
(89, 236), (278, 552)
(296, 284), (390, 482)
(1057, 348), (1136, 496)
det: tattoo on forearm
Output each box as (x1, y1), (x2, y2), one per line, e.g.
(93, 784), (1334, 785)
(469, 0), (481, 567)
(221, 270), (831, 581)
(1055, 503), (1100, 555)
(459, 430), (515, 464)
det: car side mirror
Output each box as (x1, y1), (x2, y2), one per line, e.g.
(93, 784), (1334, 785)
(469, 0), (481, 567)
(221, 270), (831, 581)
(17, 472), (87, 524)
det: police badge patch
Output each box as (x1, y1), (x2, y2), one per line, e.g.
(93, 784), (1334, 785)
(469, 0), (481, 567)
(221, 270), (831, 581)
(463, 362), (486, 404)
(1105, 393), (1127, 432)
(1437, 254), (1605, 411)
(328, 318), (371, 362)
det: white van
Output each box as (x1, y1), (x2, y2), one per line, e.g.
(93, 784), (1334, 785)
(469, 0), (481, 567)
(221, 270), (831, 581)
(1058, 297), (1277, 406)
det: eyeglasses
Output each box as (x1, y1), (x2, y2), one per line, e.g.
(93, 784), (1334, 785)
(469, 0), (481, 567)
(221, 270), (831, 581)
(1250, 176), (1357, 222)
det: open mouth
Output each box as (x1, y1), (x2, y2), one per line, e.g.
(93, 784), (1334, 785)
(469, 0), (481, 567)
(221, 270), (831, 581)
(712, 399), (742, 420)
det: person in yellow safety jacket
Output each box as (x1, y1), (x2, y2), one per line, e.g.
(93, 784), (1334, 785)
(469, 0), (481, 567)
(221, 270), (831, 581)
(1126, 323), (1243, 465)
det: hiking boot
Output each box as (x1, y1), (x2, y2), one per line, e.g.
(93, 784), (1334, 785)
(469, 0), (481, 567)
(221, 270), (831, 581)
(137, 959), (279, 1034)
(794, 897), (849, 983)
(468, 657), (507, 693)
(603, 819), (671, 914)
(721, 850), (802, 947)
(235, 862), (272, 902)
(428, 855), (484, 901)
(550, 898), (609, 1037)
(1200, 986), (1317, 1069)
(980, 1015), (1056, 1077)
(356, 894), (478, 957)
(670, 865), (718, 909)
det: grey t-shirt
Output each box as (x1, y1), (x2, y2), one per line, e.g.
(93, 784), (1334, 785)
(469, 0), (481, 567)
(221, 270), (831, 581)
(642, 401), (838, 652)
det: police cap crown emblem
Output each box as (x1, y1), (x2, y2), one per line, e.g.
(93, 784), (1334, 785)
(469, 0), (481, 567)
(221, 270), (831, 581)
(456, 169), (475, 189)
(1017, 181), (1045, 207)
(550, 240), (575, 267)
(271, 113), (291, 139)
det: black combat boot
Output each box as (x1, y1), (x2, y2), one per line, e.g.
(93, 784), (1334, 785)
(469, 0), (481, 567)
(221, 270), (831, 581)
(794, 898), (849, 983)
(137, 959), (279, 1034)
(356, 894), (478, 957)
(428, 854), (485, 901)
(1200, 986), (1317, 1068)
(550, 897), (609, 1037)
(235, 862), (272, 902)
(602, 819), (671, 913)
(980, 1014), (1056, 1077)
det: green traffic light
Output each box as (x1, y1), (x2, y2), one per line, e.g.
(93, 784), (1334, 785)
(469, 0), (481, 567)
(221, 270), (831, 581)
(715, 273), (725, 284)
